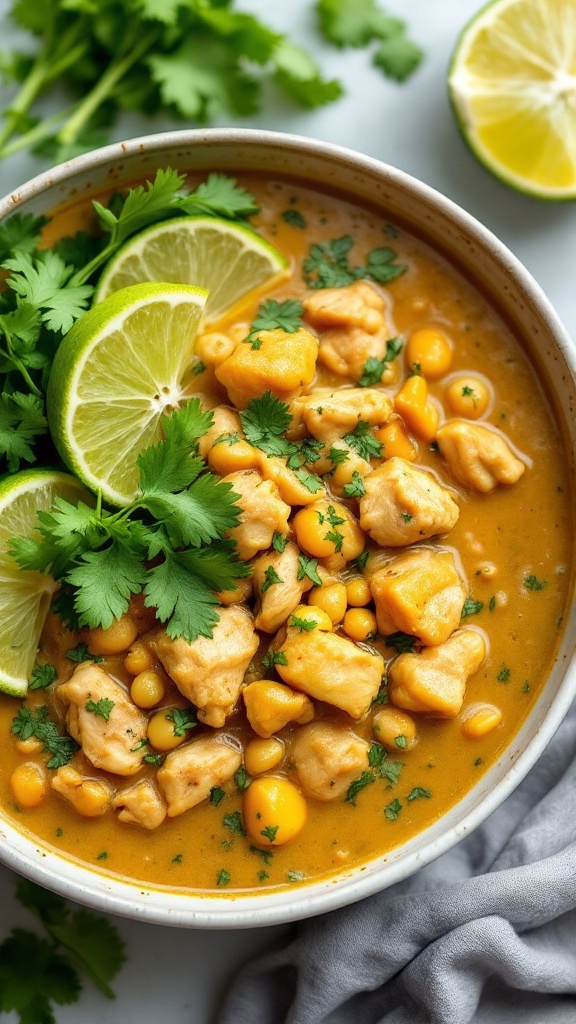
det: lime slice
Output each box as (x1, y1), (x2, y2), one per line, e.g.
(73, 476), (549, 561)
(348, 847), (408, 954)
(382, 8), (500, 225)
(0, 469), (88, 697)
(47, 282), (208, 507)
(448, 0), (576, 199)
(95, 216), (289, 324)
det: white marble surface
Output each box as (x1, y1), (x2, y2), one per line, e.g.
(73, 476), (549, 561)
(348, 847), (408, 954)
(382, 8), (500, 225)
(0, 1), (574, 1021)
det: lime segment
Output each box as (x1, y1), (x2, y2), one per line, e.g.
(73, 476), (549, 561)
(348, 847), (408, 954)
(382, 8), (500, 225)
(448, 0), (576, 199)
(95, 216), (289, 323)
(0, 469), (88, 697)
(47, 282), (208, 507)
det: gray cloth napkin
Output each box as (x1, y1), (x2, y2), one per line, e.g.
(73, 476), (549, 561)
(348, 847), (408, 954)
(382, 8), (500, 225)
(217, 707), (576, 1024)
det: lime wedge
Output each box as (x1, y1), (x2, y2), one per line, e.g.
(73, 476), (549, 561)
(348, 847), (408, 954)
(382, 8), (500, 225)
(0, 469), (88, 697)
(95, 216), (289, 324)
(448, 0), (576, 199)
(47, 282), (208, 507)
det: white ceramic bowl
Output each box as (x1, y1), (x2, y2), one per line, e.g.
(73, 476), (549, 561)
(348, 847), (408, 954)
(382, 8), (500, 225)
(0, 129), (574, 929)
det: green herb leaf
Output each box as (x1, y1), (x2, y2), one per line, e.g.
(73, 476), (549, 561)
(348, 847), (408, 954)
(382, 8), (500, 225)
(261, 824), (279, 843)
(385, 632), (418, 654)
(272, 531), (287, 553)
(240, 391), (294, 458)
(65, 644), (104, 664)
(461, 596), (484, 618)
(346, 770), (375, 803)
(217, 869), (231, 886)
(223, 811), (245, 837)
(29, 661), (58, 691)
(297, 554), (323, 586)
(289, 614), (317, 633)
(342, 470), (366, 498)
(247, 298), (304, 340)
(165, 707), (197, 737)
(357, 338), (403, 386)
(407, 786), (431, 802)
(523, 574), (548, 591)
(282, 209), (306, 228)
(261, 565), (284, 594)
(210, 786), (226, 806)
(385, 797), (402, 820)
(85, 698), (115, 722)
(497, 665), (511, 683)
(368, 742), (387, 768)
(234, 767), (252, 792)
(0, 391), (48, 473)
(11, 707), (79, 769)
(262, 649), (289, 669)
(343, 420), (383, 460)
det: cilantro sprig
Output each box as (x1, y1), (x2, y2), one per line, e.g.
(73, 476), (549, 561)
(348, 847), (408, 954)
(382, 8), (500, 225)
(10, 402), (250, 643)
(303, 235), (406, 289)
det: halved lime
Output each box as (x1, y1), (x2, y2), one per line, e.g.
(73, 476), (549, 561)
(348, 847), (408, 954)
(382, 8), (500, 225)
(95, 216), (289, 323)
(0, 469), (88, 697)
(448, 0), (576, 199)
(47, 282), (208, 507)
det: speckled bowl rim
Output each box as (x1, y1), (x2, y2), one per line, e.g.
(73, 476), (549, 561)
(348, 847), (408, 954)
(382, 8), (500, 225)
(0, 128), (574, 929)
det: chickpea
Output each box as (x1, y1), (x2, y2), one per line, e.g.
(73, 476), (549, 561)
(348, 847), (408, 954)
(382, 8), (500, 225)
(345, 577), (371, 607)
(406, 327), (453, 380)
(375, 419), (417, 461)
(290, 603), (333, 631)
(373, 707), (417, 751)
(343, 607), (377, 642)
(147, 709), (189, 751)
(308, 582), (347, 624)
(194, 331), (236, 368)
(461, 703), (502, 739)
(444, 375), (491, 419)
(87, 613), (138, 656)
(244, 738), (285, 776)
(208, 437), (259, 476)
(293, 501), (364, 563)
(243, 776), (307, 847)
(72, 780), (112, 817)
(15, 735), (44, 755)
(130, 670), (166, 709)
(124, 641), (156, 676)
(10, 762), (47, 809)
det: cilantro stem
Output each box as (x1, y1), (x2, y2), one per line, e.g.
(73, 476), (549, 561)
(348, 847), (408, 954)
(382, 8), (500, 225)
(56, 28), (161, 148)
(0, 107), (73, 161)
(0, 329), (43, 399)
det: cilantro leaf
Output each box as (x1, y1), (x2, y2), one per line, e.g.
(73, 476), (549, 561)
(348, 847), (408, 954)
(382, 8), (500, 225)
(357, 338), (403, 386)
(273, 39), (343, 108)
(262, 650), (288, 670)
(407, 786), (431, 802)
(248, 299), (304, 339)
(261, 565), (284, 594)
(461, 596), (483, 618)
(289, 614), (317, 633)
(240, 391), (294, 457)
(210, 786), (226, 806)
(0, 212), (48, 261)
(92, 168), (186, 250)
(234, 767), (252, 791)
(385, 796), (402, 820)
(343, 420), (383, 460)
(3, 251), (94, 333)
(385, 632), (418, 654)
(272, 532), (287, 553)
(85, 698), (115, 722)
(364, 247), (407, 283)
(65, 644), (104, 664)
(303, 236), (406, 289)
(316, 0), (403, 48)
(346, 770), (375, 803)
(179, 173), (259, 219)
(29, 661), (58, 691)
(145, 552), (221, 643)
(373, 35), (424, 83)
(342, 471), (366, 498)
(282, 209), (306, 229)
(523, 574), (548, 591)
(297, 554), (322, 586)
(148, 36), (260, 122)
(11, 707), (79, 769)
(223, 811), (245, 837)
(0, 929), (81, 1022)
(66, 542), (147, 631)
(0, 391), (48, 472)
(166, 707), (197, 737)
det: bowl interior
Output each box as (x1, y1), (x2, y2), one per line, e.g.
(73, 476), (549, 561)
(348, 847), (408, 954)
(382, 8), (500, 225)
(0, 129), (574, 928)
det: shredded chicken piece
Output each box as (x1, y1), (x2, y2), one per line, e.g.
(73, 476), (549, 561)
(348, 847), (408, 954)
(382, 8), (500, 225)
(370, 547), (467, 645)
(112, 778), (167, 830)
(222, 468), (290, 560)
(359, 457), (459, 546)
(388, 628), (487, 718)
(291, 721), (370, 801)
(57, 664), (146, 776)
(288, 388), (393, 445)
(277, 629), (384, 719)
(253, 540), (312, 633)
(436, 421), (526, 493)
(157, 734), (242, 817)
(150, 604), (259, 727)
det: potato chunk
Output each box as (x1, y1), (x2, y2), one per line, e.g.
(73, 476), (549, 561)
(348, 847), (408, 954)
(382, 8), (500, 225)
(215, 326), (318, 408)
(359, 457), (459, 547)
(388, 628), (487, 718)
(253, 541), (312, 633)
(222, 469), (290, 561)
(289, 388), (393, 445)
(436, 421), (526, 493)
(157, 735), (242, 817)
(243, 680), (314, 738)
(150, 605), (259, 728)
(370, 547), (467, 645)
(112, 778), (167, 830)
(291, 721), (370, 801)
(57, 664), (147, 777)
(277, 629), (384, 719)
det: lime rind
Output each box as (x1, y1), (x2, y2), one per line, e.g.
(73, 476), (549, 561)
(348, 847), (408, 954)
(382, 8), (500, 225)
(95, 216), (289, 323)
(47, 282), (208, 507)
(447, 0), (576, 201)
(0, 469), (88, 696)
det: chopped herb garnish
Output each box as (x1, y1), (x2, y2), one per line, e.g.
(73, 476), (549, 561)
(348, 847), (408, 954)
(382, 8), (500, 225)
(261, 565), (284, 594)
(85, 698), (115, 722)
(246, 299), (304, 346)
(401, 511), (413, 523)
(29, 661), (58, 690)
(343, 420), (383, 461)
(474, 757), (484, 767)
(357, 338), (403, 386)
(346, 771), (375, 804)
(380, 760), (404, 786)
(372, 680), (388, 705)
(287, 870), (305, 882)
(342, 471), (366, 498)
(328, 445), (350, 467)
(523, 574), (548, 591)
(142, 753), (164, 767)
(223, 811), (245, 837)
(394, 735), (407, 749)
(262, 649), (289, 670)
(282, 209), (307, 229)
(303, 235), (406, 289)
(297, 554), (323, 586)
(96, 852), (108, 861)
(192, 360), (205, 376)
(210, 786), (226, 806)
(368, 742), (387, 768)
(249, 845), (274, 865)
(489, 595), (496, 611)
(522, 682), (531, 694)
(294, 468), (324, 493)
(324, 528), (344, 552)
(217, 869), (231, 887)
(352, 549), (370, 571)
(407, 786), (431, 802)
(385, 797), (402, 821)
(261, 824), (279, 843)
(65, 643), (104, 664)
(234, 767), (252, 792)
(497, 665), (511, 683)
(172, 854), (183, 864)
(239, 391), (294, 458)
(272, 531), (288, 553)
(11, 706), (79, 769)
(289, 614), (317, 633)
(166, 707), (196, 737)
(461, 596), (484, 618)
(385, 632), (418, 654)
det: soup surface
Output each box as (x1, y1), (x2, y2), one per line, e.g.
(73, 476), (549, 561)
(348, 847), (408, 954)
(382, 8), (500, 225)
(0, 173), (572, 893)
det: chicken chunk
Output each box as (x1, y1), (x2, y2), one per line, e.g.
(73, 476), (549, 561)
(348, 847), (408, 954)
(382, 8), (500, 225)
(289, 388), (393, 446)
(198, 405), (242, 458)
(436, 421), (526, 493)
(303, 282), (388, 333)
(243, 679), (314, 737)
(157, 734), (242, 817)
(112, 778), (167, 830)
(222, 469), (290, 560)
(277, 629), (384, 719)
(388, 628), (487, 718)
(370, 547), (467, 645)
(57, 664), (147, 776)
(257, 454), (325, 506)
(318, 327), (399, 382)
(359, 457), (459, 547)
(51, 765), (113, 817)
(150, 605), (259, 728)
(215, 326), (319, 409)
(291, 722), (370, 801)
(253, 541), (313, 633)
